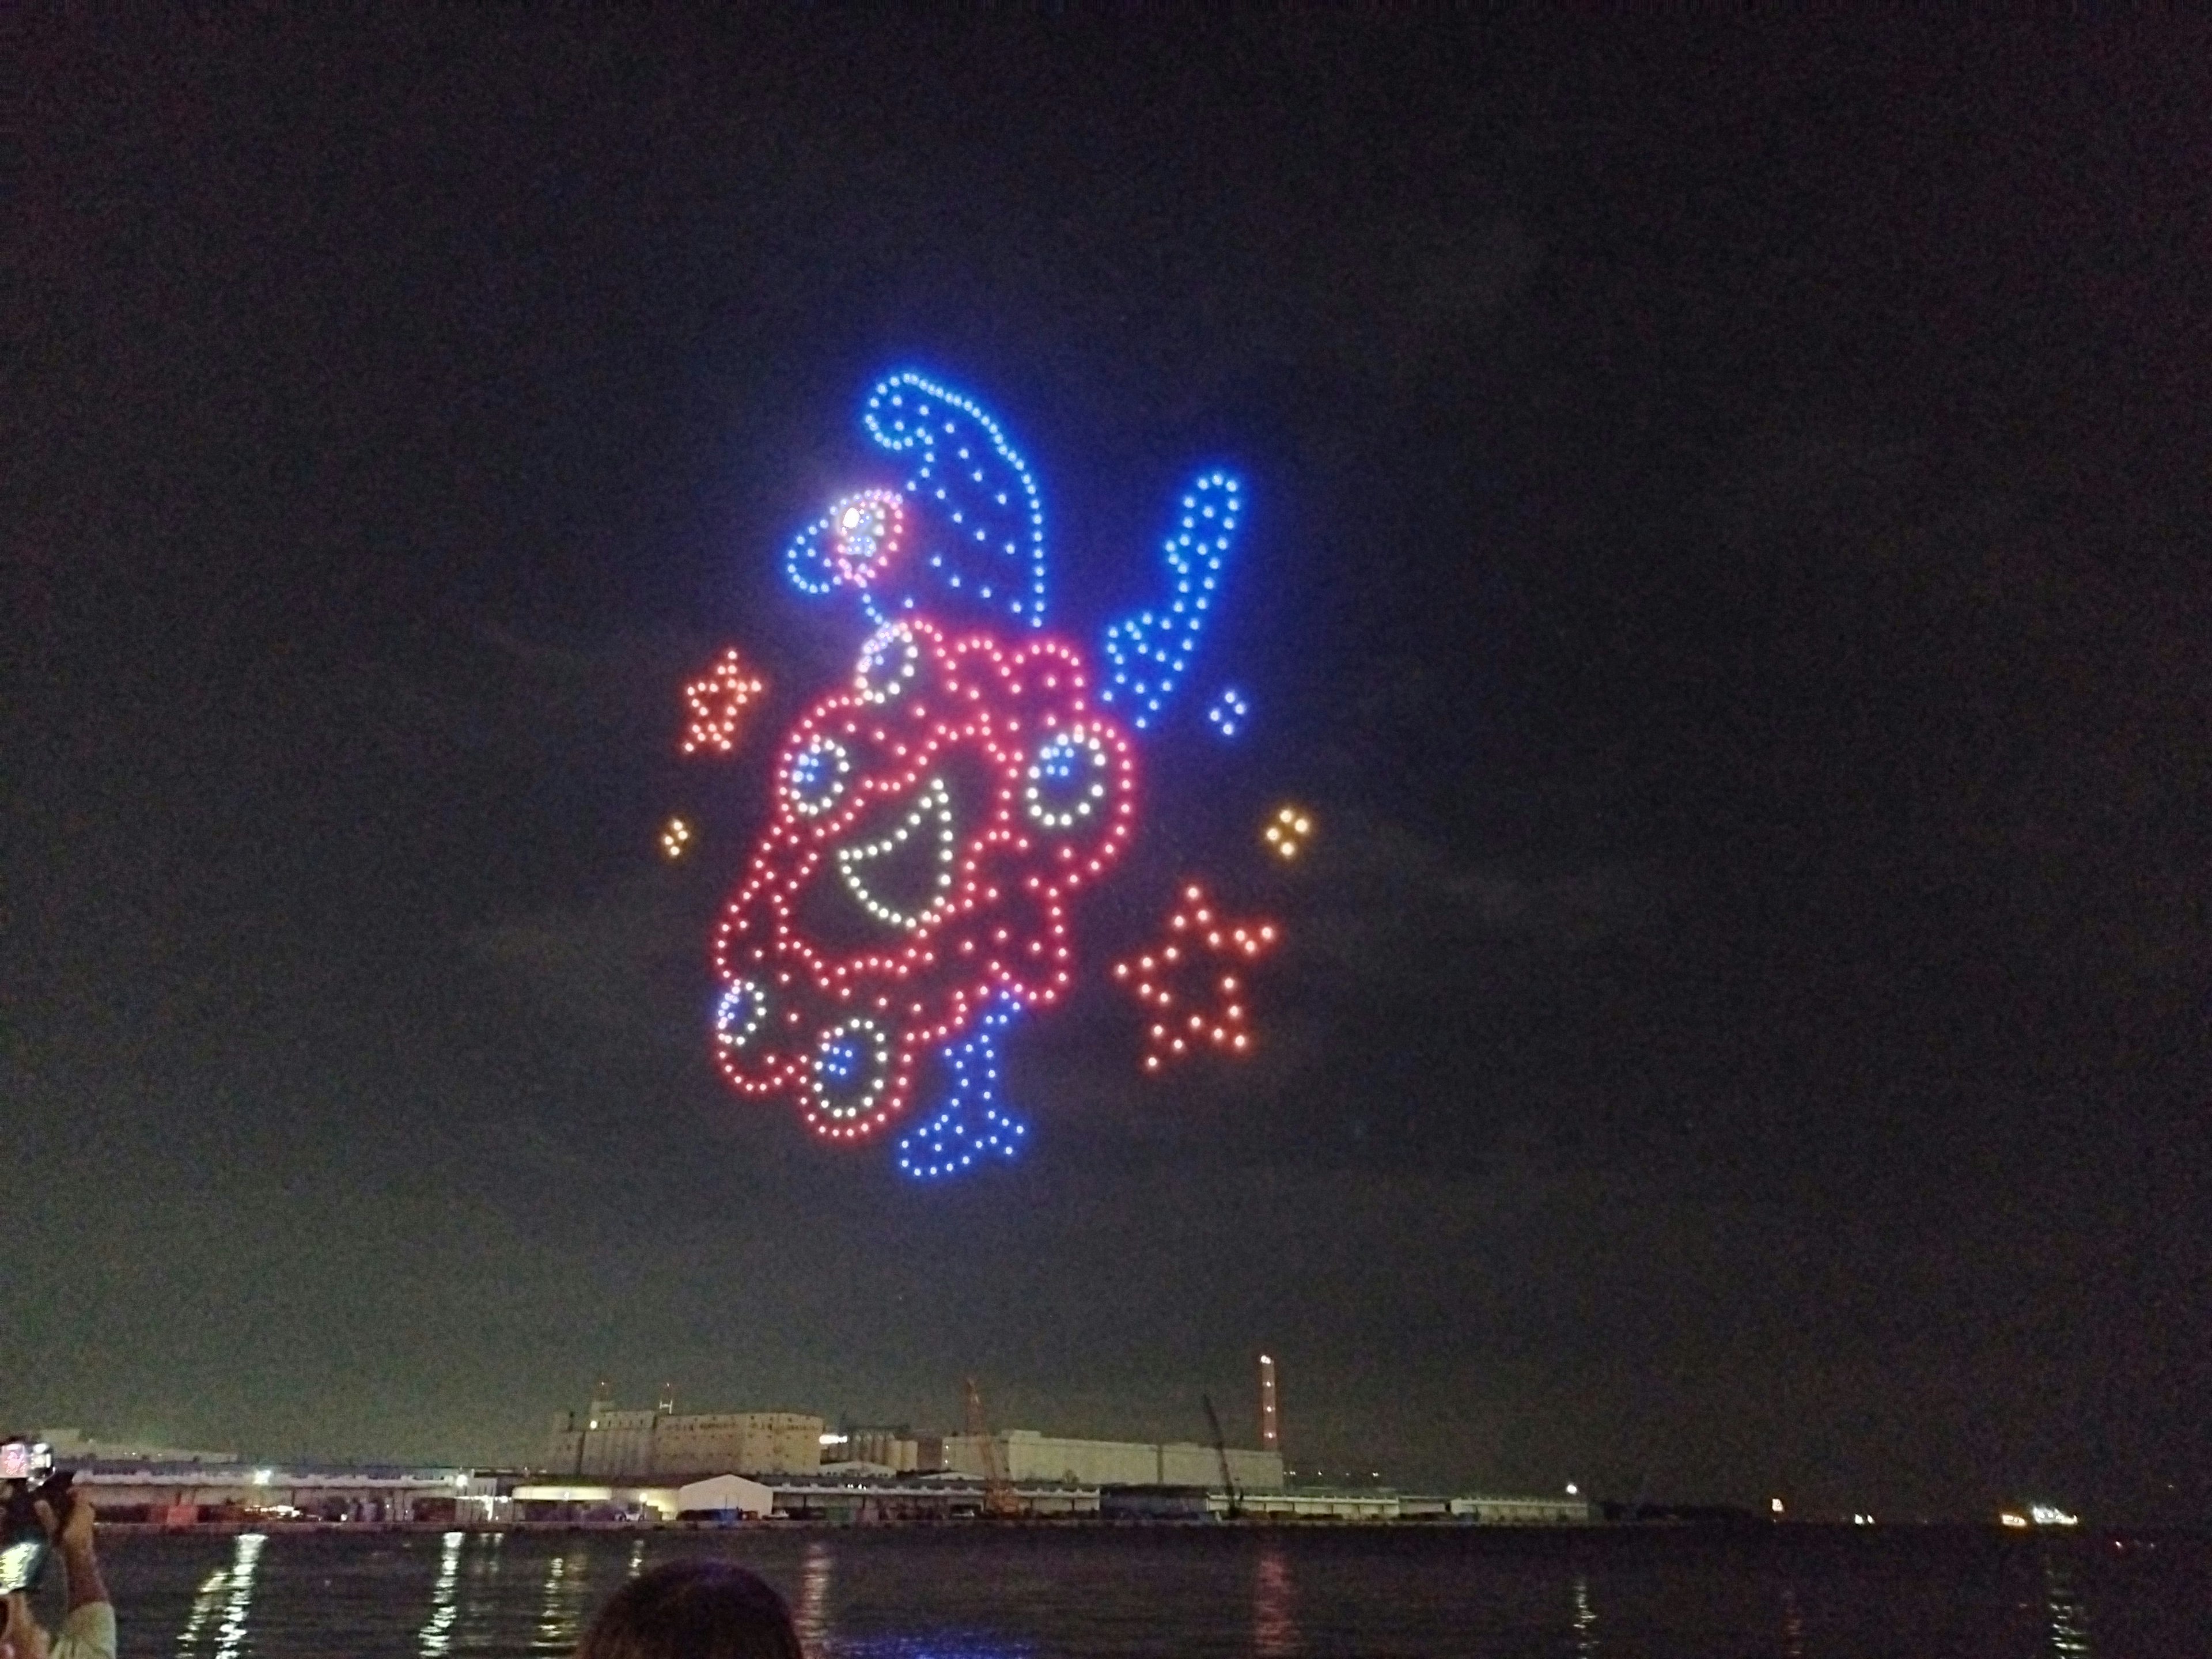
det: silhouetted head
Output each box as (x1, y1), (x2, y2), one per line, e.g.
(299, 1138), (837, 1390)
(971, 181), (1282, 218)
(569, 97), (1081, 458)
(576, 1560), (801, 1659)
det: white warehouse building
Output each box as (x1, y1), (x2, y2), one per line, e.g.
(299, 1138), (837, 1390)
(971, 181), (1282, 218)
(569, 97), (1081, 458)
(943, 1430), (1285, 1491)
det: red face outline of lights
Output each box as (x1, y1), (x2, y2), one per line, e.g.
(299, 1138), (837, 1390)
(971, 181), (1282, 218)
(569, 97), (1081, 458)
(711, 618), (1138, 1141)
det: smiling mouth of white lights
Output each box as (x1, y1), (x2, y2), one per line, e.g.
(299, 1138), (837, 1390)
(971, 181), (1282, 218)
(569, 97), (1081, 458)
(834, 774), (959, 931)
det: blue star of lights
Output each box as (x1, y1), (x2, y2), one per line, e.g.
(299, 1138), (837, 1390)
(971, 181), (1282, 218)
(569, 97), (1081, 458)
(784, 371), (1050, 630)
(1099, 472), (1243, 730)
(1206, 687), (1251, 739)
(896, 997), (1029, 1180)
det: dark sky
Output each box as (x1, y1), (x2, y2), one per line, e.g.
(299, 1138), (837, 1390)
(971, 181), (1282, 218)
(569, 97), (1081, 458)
(12, 14), (2210, 1520)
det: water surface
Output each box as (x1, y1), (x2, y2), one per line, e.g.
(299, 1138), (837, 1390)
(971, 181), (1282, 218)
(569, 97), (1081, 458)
(88, 1525), (2208, 1657)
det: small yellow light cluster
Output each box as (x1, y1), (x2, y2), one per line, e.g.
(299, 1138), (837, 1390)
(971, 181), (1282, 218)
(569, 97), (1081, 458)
(660, 817), (694, 859)
(1263, 805), (1313, 861)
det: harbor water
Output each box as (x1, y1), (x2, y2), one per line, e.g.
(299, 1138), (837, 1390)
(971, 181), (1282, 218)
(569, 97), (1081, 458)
(82, 1525), (2208, 1657)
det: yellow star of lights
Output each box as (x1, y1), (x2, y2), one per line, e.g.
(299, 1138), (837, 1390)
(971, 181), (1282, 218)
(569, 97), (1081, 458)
(681, 647), (767, 756)
(660, 817), (694, 859)
(1263, 805), (1314, 861)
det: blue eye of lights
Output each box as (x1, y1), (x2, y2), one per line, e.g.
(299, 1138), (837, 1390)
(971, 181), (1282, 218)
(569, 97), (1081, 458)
(810, 1017), (893, 1124)
(786, 737), (851, 817)
(1024, 726), (1113, 832)
(713, 980), (769, 1052)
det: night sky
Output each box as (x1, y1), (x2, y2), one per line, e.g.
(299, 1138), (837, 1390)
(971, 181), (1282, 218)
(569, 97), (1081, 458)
(13, 14), (2210, 1521)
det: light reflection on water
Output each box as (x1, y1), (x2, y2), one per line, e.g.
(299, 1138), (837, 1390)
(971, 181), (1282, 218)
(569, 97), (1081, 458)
(2046, 1555), (2092, 1657)
(101, 1528), (2202, 1659)
(1252, 1542), (1298, 1657)
(793, 1539), (833, 1658)
(1570, 1571), (1597, 1656)
(456, 1531), (505, 1653)
(173, 1533), (264, 1659)
(172, 1565), (228, 1653)
(531, 1546), (590, 1656)
(418, 1531), (464, 1657)
(214, 1535), (264, 1659)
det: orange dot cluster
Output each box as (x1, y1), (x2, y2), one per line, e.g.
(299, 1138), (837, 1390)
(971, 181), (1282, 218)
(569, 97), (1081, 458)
(681, 647), (767, 756)
(1111, 882), (1279, 1073)
(1263, 804), (1314, 861)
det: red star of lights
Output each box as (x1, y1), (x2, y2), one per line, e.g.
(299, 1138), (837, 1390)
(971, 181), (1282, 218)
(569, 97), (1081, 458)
(1112, 883), (1280, 1073)
(682, 648), (768, 756)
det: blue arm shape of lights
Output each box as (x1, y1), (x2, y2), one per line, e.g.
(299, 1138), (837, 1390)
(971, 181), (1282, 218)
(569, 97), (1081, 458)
(784, 371), (1050, 631)
(895, 994), (1029, 1180)
(1098, 472), (1242, 729)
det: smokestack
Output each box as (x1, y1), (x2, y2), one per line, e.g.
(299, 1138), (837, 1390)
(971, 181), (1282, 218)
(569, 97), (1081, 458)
(1259, 1354), (1278, 1452)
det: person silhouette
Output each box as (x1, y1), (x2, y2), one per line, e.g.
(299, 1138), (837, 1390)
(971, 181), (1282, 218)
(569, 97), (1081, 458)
(575, 1559), (801, 1659)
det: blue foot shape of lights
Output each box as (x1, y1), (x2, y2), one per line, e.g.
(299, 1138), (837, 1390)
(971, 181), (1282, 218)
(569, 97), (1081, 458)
(1098, 471), (1243, 730)
(895, 996), (1031, 1181)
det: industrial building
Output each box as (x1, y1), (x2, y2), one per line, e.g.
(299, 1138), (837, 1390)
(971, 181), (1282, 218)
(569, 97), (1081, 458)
(60, 1463), (491, 1525)
(513, 1474), (774, 1522)
(55, 1461), (1591, 1528)
(824, 1426), (945, 1475)
(942, 1430), (1284, 1492)
(545, 1388), (1285, 1491)
(517, 1357), (1559, 1524)
(44, 1358), (1585, 1529)
(36, 1427), (238, 1465)
(544, 1388), (823, 1478)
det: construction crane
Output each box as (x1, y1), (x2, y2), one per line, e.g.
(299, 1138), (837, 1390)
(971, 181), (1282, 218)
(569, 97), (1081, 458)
(1203, 1393), (1243, 1520)
(963, 1377), (1019, 1518)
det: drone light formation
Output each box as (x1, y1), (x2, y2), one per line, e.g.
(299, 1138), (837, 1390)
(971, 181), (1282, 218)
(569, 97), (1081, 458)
(710, 617), (1138, 1142)
(783, 372), (1050, 632)
(1099, 474), (1241, 730)
(661, 817), (694, 859)
(895, 995), (1029, 1179)
(704, 370), (1259, 1176)
(681, 649), (767, 757)
(1206, 687), (1251, 738)
(1112, 882), (1279, 1071)
(1264, 804), (1314, 861)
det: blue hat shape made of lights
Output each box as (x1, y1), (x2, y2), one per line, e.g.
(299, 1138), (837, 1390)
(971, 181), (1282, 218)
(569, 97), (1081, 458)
(779, 369), (1242, 728)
